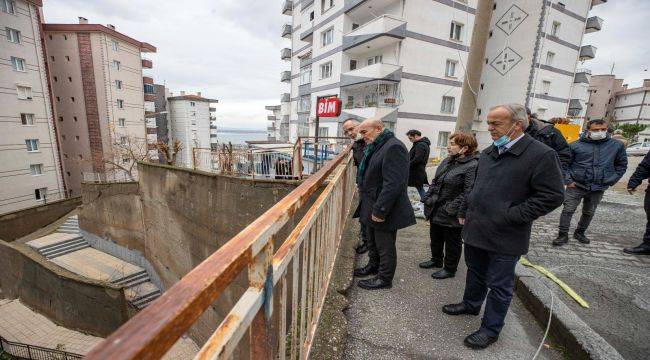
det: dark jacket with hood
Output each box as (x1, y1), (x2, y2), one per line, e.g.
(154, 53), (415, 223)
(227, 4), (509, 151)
(408, 137), (431, 187)
(628, 151), (650, 191)
(566, 133), (628, 192)
(423, 154), (479, 228)
(351, 138), (366, 167)
(525, 118), (571, 174)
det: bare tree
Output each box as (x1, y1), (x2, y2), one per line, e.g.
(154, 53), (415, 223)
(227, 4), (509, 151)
(157, 139), (182, 166)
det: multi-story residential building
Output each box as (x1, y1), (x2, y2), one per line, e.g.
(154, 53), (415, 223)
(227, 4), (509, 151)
(152, 83), (170, 155)
(266, 104), (282, 141)
(459, 0), (604, 148)
(43, 17), (156, 193)
(167, 91), (218, 167)
(585, 73), (624, 121)
(0, 0), (66, 214)
(280, 0), (477, 156)
(611, 79), (650, 143)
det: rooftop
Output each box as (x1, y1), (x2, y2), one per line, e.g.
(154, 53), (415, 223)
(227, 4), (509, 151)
(43, 19), (156, 52)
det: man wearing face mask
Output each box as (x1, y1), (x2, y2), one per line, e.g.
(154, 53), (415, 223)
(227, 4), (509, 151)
(553, 119), (628, 246)
(343, 118), (370, 254)
(442, 104), (564, 349)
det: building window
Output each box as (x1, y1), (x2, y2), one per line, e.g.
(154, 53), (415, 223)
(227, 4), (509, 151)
(298, 95), (311, 112)
(68, 77), (72, 82)
(350, 59), (357, 71)
(11, 57), (25, 72)
(537, 108), (547, 119)
(30, 164), (43, 175)
(54, 76), (58, 82)
(321, 27), (334, 47)
(318, 127), (329, 138)
(300, 66), (312, 85)
(441, 96), (455, 113)
(115, 80), (122, 89)
(367, 55), (383, 66)
(117, 99), (124, 108)
(56, 96), (60, 102)
(65, 55), (70, 61)
(25, 139), (39, 152)
(58, 116), (63, 122)
(63, 34), (67, 40)
(5, 27), (21, 43)
(144, 84), (154, 94)
(71, 96), (75, 102)
(190, 111), (196, 117)
(445, 59), (457, 77)
(309, 11), (314, 21)
(35, 188), (47, 201)
(321, 0), (334, 13)
(120, 136), (127, 145)
(113, 60), (121, 70)
(449, 22), (463, 41)
(21, 113), (34, 125)
(61, 134), (66, 140)
(17, 85), (32, 100)
(545, 51), (555, 66)
(190, 101), (196, 107)
(542, 80), (551, 94)
(75, 135), (80, 141)
(320, 61), (333, 79)
(1, 0), (15, 14)
(73, 116), (78, 122)
(437, 131), (450, 148)
(551, 21), (561, 36)
(118, 118), (126, 127)
(112, 40), (119, 51)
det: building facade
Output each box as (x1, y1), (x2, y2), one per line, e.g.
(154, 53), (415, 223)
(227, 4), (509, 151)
(612, 79), (650, 143)
(167, 92), (218, 167)
(43, 17), (156, 193)
(152, 83), (170, 154)
(585, 73), (624, 121)
(0, 0), (66, 214)
(280, 0), (477, 156)
(266, 104), (282, 141)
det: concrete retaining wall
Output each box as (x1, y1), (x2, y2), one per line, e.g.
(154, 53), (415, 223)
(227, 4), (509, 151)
(0, 197), (81, 241)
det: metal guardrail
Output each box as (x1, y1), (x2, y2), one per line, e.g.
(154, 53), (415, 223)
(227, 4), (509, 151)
(85, 146), (355, 359)
(0, 336), (83, 360)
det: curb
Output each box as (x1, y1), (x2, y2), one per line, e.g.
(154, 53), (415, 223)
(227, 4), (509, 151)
(514, 264), (624, 360)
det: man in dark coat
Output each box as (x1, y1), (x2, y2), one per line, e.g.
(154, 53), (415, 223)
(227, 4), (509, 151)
(525, 108), (571, 174)
(443, 104), (565, 349)
(406, 130), (431, 201)
(553, 119), (627, 246)
(354, 118), (416, 290)
(625, 151), (650, 255)
(343, 118), (369, 254)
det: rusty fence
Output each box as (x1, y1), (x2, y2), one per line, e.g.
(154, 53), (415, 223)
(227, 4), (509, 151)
(85, 146), (356, 359)
(0, 335), (83, 360)
(193, 145), (302, 180)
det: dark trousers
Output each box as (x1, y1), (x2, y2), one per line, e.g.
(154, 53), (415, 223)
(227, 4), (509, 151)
(366, 226), (397, 282)
(558, 187), (604, 234)
(644, 191), (650, 246)
(429, 223), (462, 272)
(413, 185), (426, 201)
(462, 245), (520, 337)
(360, 222), (367, 245)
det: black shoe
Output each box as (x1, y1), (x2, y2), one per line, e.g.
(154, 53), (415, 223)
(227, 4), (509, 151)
(552, 232), (569, 246)
(431, 268), (456, 279)
(355, 243), (368, 254)
(353, 265), (378, 277)
(464, 330), (498, 349)
(357, 277), (392, 290)
(442, 302), (480, 316)
(623, 244), (650, 255)
(574, 231), (591, 244)
(419, 259), (442, 269)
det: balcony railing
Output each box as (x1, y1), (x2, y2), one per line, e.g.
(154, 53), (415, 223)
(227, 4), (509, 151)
(281, 93), (291, 103)
(568, 99), (584, 117)
(343, 15), (406, 54)
(141, 58), (153, 69)
(209, 107), (217, 112)
(281, 70), (292, 83)
(282, 0), (293, 15)
(579, 45), (597, 61)
(144, 93), (155, 102)
(281, 48), (292, 61)
(591, 0), (607, 6)
(341, 63), (402, 87)
(282, 23), (292, 38)
(0, 335), (83, 360)
(574, 68), (591, 84)
(268, 115), (277, 121)
(585, 16), (603, 33)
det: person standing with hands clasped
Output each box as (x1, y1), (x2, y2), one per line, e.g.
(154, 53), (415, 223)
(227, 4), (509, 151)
(624, 151), (650, 255)
(420, 133), (478, 280)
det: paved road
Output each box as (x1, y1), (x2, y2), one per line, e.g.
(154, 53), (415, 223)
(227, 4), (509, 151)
(344, 221), (563, 360)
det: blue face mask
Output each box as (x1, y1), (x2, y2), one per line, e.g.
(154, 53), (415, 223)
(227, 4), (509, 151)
(493, 124), (516, 147)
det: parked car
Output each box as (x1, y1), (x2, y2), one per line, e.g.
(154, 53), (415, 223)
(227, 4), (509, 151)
(626, 141), (650, 156)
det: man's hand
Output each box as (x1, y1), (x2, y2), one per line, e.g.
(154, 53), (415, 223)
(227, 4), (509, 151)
(567, 182), (576, 189)
(458, 218), (465, 225)
(628, 188), (636, 195)
(371, 214), (385, 222)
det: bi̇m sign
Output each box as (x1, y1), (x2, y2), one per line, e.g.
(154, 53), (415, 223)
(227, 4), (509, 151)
(316, 97), (342, 118)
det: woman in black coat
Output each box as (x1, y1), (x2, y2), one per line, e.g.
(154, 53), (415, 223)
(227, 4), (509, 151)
(420, 132), (478, 279)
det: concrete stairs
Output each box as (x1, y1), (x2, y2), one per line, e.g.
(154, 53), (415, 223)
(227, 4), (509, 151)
(57, 215), (79, 234)
(26, 232), (90, 259)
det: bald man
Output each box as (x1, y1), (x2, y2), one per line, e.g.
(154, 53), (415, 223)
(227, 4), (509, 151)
(353, 119), (415, 290)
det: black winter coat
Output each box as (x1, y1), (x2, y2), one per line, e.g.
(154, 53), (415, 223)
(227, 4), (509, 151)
(408, 137), (431, 187)
(462, 134), (565, 256)
(358, 135), (416, 231)
(627, 151), (650, 190)
(525, 119), (571, 174)
(566, 133), (628, 191)
(352, 139), (366, 167)
(424, 154), (478, 228)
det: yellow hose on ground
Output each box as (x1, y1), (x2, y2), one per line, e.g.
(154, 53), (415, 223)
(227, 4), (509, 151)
(519, 257), (589, 308)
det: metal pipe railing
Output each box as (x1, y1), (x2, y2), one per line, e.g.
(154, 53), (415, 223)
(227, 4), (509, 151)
(0, 335), (83, 359)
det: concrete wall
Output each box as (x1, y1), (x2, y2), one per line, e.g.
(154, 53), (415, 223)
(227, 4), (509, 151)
(0, 196), (81, 241)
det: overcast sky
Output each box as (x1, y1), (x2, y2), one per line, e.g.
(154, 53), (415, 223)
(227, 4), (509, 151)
(42, 0), (649, 130)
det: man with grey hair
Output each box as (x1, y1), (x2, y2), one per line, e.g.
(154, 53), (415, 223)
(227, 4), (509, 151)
(443, 103), (564, 349)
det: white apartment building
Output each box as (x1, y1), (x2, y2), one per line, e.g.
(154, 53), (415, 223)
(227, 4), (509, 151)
(266, 104), (282, 141)
(167, 92), (218, 167)
(611, 79), (650, 143)
(466, 0), (604, 147)
(0, 0), (66, 214)
(281, 0), (477, 156)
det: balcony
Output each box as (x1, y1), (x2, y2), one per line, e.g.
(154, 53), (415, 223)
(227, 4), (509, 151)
(210, 116), (216, 121)
(281, 71), (292, 83)
(591, 0), (607, 6)
(345, 0), (401, 19)
(144, 93), (155, 102)
(340, 80), (400, 123)
(585, 16), (603, 33)
(341, 63), (402, 88)
(343, 15), (406, 55)
(146, 127), (157, 135)
(266, 105), (281, 111)
(282, 115), (290, 124)
(281, 93), (291, 103)
(268, 115), (277, 121)
(282, 24), (292, 38)
(282, 0), (292, 15)
(267, 126), (276, 131)
(141, 58), (152, 69)
(281, 48), (292, 61)
(579, 45), (597, 61)
(298, 83), (311, 96)
(209, 107), (216, 112)
(142, 76), (153, 85)
(568, 99), (584, 117)
(146, 119), (157, 128)
(574, 68), (591, 84)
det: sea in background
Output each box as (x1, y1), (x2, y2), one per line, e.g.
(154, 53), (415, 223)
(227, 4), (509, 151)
(216, 129), (267, 145)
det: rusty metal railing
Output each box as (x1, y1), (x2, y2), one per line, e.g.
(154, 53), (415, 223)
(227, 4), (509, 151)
(85, 146), (355, 359)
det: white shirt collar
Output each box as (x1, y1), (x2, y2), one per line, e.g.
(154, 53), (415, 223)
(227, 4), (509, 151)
(503, 133), (525, 150)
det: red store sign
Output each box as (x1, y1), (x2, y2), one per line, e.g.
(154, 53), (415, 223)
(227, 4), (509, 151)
(316, 97), (342, 117)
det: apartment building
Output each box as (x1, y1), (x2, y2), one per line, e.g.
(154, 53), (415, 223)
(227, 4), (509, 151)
(266, 104), (282, 141)
(280, 0), (476, 156)
(167, 92), (218, 167)
(43, 17), (156, 193)
(611, 79), (650, 143)
(152, 83), (170, 150)
(0, 0), (66, 214)
(585, 73), (624, 121)
(463, 0), (605, 147)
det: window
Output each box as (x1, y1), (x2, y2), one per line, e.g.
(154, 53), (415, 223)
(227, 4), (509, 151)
(321, 0), (334, 13)
(17, 85), (32, 100)
(441, 96), (455, 113)
(449, 22), (463, 41)
(1, 0), (15, 14)
(545, 51), (555, 66)
(115, 80), (122, 89)
(11, 57), (25, 71)
(112, 40), (119, 51)
(50, 55), (55, 62)
(309, 11), (314, 21)
(63, 34), (67, 40)
(58, 116), (63, 122)
(298, 95), (311, 112)
(30, 164), (43, 175)
(542, 80), (551, 94)
(54, 76), (59, 82)
(122, 157), (129, 164)
(25, 139), (39, 152)
(367, 55), (383, 66)
(75, 135), (80, 141)
(437, 131), (450, 148)
(117, 99), (124, 108)
(349, 60), (357, 71)
(144, 84), (154, 94)
(300, 66), (312, 85)
(445, 59), (457, 77)
(71, 96), (75, 102)
(35, 188), (47, 201)
(5, 27), (21, 43)
(537, 108), (546, 118)
(190, 101), (196, 107)
(74, 116), (78, 122)
(118, 118), (125, 127)
(318, 127), (329, 138)
(56, 96), (60, 102)
(65, 55), (70, 61)
(320, 61), (332, 79)
(68, 76), (72, 82)
(120, 136), (127, 145)
(21, 113), (34, 125)
(190, 111), (196, 117)
(321, 27), (334, 47)
(551, 21), (561, 36)
(113, 60), (121, 70)
(352, 23), (359, 30)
